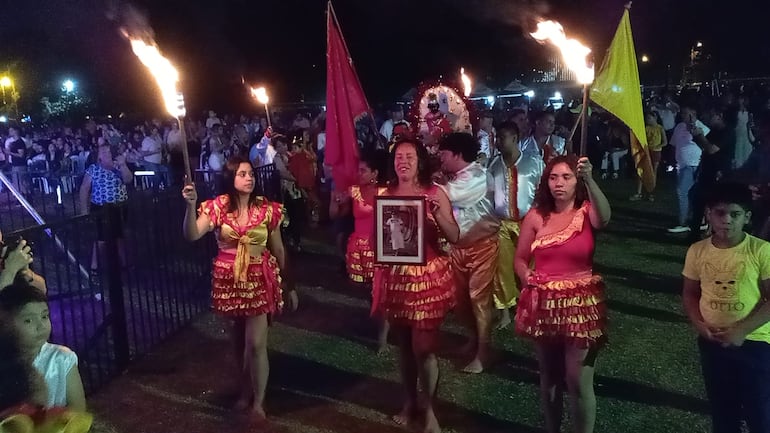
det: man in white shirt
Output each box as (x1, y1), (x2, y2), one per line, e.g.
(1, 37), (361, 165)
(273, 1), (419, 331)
(652, 94), (679, 135)
(509, 108), (531, 140)
(292, 113), (311, 130)
(379, 104), (407, 142)
(487, 122), (544, 328)
(316, 130), (326, 182)
(141, 127), (165, 187)
(438, 132), (499, 374)
(519, 111), (567, 163)
(476, 111), (496, 165)
(141, 127), (163, 165)
(205, 110), (222, 130)
(668, 107), (704, 233)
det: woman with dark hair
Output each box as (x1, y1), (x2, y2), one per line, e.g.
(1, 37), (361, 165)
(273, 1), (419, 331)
(182, 155), (297, 424)
(330, 149), (389, 351)
(514, 154), (611, 433)
(376, 139), (458, 433)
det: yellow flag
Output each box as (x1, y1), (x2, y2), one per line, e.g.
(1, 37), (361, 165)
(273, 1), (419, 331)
(590, 9), (655, 192)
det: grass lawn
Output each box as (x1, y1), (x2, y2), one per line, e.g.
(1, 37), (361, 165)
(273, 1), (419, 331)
(89, 174), (711, 433)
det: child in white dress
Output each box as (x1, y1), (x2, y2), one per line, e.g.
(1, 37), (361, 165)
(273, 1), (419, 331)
(0, 283), (86, 411)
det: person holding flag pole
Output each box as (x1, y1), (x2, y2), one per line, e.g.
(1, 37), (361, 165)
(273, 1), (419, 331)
(515, 3), (645, 432)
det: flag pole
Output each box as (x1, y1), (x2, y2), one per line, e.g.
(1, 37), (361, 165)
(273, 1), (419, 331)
(328, 2), (352, 63)
(568, 113), (581, 146)
(327, 1), (383, 149)
(579, 79), (590, 156)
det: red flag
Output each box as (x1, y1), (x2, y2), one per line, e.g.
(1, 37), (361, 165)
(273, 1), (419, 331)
(326, 1), (375, 191)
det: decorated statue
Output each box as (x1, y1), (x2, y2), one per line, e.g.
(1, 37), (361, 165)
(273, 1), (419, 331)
(411, 82), (474, 153)
(424, 93), (453, 146)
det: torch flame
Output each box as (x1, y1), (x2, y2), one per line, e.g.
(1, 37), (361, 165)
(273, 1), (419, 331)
(128, 38), (186, 118)
(251, 87), (269, 105)
(531, 20), (594, 84)
(460, 68), (472, 97)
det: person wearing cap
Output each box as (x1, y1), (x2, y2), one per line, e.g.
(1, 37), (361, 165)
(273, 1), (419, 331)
(520, 111), (568, 163)
(476, 111), (497, 165)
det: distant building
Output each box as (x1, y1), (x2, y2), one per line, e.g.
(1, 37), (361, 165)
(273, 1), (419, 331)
(533, 53), (576, 83)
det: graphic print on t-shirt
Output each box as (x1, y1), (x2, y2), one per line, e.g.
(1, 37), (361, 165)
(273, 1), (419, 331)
(703, 261), (744, 315)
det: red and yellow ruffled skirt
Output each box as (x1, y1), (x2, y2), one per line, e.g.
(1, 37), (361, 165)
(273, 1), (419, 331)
(514, 273), (606, 348)
(374, 255), (455, 330)
(346, 234), (375, 283)
(211, 250), (283, 316)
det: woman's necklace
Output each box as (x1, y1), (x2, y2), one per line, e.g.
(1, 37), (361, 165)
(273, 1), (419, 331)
(235, 206), (250, 228)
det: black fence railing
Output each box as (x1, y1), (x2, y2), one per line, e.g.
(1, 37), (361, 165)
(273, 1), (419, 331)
(1, 164), (280, 393)
(0, 163), (281, 233)
(190, 164), (281, 203)
(5, 189), (214, 391)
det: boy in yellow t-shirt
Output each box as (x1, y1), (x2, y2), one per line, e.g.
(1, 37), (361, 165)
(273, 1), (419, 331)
(682, 183), (770, 433)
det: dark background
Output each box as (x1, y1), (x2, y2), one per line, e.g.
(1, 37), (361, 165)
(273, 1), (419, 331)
(1, 0), (766, 116)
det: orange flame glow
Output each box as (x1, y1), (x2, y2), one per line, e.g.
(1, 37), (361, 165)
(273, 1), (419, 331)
(128, 38), (186, 118)
(251, 87), (269, 105)
(530, 21), (594, 84)
(460, 68), (472, 97)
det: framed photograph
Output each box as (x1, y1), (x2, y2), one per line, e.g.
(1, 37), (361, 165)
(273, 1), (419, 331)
(374, 196), (426, 265)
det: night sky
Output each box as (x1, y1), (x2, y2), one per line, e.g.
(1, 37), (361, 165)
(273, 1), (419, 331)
(0, 0), (766, 116)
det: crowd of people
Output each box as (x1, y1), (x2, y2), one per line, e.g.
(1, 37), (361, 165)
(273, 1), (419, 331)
(1, 83), (770, 433)
(166, 86), (767, 433)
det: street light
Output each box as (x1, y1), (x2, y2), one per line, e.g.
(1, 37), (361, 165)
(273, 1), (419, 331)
(0, 76), (10, 106)
(641, 55), (649, 63)
(62, 79), (75, 93)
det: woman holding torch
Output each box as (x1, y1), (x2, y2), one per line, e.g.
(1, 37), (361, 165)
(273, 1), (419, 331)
(182, 155), (297, 422)
(514, 154), (611, 433)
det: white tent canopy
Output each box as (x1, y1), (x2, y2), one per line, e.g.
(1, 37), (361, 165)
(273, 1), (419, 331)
(470, 82), (495, 97)
(502, 80), (531, 95)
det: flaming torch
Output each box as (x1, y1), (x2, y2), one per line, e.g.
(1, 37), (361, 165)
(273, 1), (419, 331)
(126, 38), (192, 182)
(531, 20), (594, 155)
(460, 68), (472, 98)
(251, 86), (272, 128)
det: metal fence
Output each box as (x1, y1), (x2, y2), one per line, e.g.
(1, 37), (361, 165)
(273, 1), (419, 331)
(1, 164), (280, 392)
(0, 164), (281, 232)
